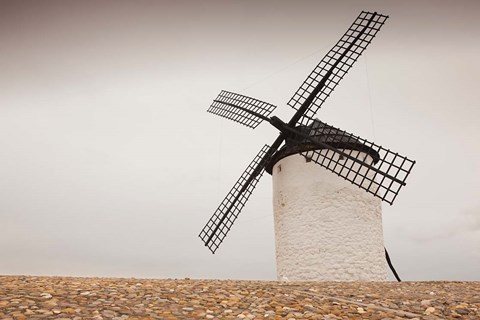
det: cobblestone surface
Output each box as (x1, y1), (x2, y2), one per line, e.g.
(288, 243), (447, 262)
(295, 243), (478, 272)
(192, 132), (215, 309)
(0, 276), (478, 319)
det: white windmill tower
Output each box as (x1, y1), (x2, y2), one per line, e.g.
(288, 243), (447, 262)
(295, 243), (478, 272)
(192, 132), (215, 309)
(199, 11), (415, 281)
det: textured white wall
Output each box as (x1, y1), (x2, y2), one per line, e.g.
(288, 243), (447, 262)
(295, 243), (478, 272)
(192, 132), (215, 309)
(272, 150), (387, 281)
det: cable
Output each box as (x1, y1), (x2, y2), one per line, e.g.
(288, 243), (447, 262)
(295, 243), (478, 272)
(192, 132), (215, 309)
(242, 45), (331, 91)
(384, 247), (401, 282)
(363, 54), (376, 141)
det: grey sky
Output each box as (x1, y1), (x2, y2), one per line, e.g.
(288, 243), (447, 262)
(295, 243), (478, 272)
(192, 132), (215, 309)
(1, 0), (479, 281)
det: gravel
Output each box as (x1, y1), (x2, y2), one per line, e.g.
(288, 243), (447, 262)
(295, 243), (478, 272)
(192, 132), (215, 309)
(0, 276), (478, 319)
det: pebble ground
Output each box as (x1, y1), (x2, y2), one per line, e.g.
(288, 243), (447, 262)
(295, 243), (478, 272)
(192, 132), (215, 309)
(0, 276), (478, 319)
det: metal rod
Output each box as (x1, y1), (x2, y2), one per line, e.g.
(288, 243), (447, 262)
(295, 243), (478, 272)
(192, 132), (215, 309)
(385, 247), (401, 282)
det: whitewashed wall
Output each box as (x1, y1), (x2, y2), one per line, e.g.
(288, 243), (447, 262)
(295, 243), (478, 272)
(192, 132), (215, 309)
(271, 151), (387, 281)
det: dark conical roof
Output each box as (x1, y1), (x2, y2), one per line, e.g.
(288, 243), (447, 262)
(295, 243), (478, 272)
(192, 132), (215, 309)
(265, 119), (380, 174)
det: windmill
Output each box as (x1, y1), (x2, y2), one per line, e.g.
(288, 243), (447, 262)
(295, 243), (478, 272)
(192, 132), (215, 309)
(199, 11), (415, 281)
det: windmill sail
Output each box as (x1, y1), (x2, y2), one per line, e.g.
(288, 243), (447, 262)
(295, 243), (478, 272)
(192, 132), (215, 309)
(199, 144), (275, 253)
(288, 11), (389, 126)
(298, 120), (415, 205)
(208, 90), (277, 129)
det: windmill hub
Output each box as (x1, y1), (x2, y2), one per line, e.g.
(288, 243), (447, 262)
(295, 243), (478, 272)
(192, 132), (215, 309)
(199, 11), (415, 282)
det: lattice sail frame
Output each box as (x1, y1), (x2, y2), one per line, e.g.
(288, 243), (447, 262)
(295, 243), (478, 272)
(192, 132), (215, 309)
(288, 11), (389, 126)
(199, 145), (274, 253)
(207, 90), (277, 129)
(301, 120), (415, 205)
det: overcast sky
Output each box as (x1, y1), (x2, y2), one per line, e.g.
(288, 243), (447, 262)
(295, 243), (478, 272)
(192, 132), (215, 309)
(1, 0), (479, 281)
